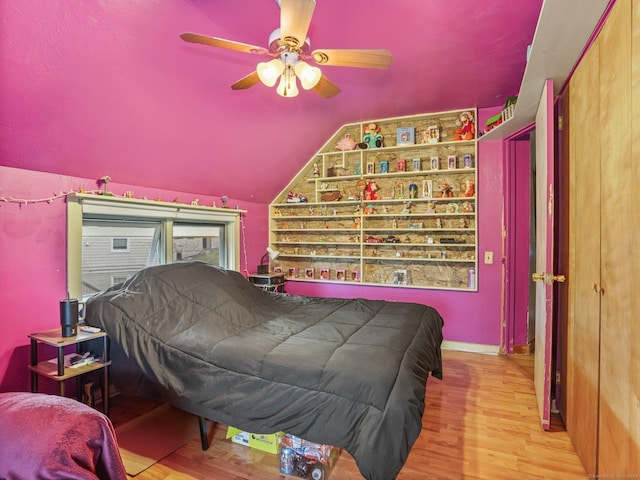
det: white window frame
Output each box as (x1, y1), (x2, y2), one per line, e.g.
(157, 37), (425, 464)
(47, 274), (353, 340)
(110, 237), (130, 253)
(66, 193), (244, 299)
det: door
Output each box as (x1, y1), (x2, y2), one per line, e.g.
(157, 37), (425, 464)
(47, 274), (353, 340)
(532, 79), (557, 431)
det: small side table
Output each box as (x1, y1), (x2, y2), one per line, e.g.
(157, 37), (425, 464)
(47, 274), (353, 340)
(28, 328), (111, 416)
(248, 273), (286, 293)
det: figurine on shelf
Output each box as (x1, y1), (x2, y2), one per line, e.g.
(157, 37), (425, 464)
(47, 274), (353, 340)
(462, 201), (474, 213)
(439, 183), (454, 198)
(401, 201), (412, 214)
(453, 111), (476, 141)
(364, 204), (377, 215)
(358, 123), (384, 149)
(353, 217), (361, 229)
(336, 134), (357, 151)
(364, 181), (380, 201)
(286, 191), (308, 203)
(408, 183), (418, 198)
(436, 218), (443, 228)
(312, 163), (321, 177)
(459, 218), (469, 229)
(273, 207), (281, 216)
(426, 202), (436, 213)
(308, 207), (314, 216)
(356, 179), (367, 200)
(462, 180), (475, 197)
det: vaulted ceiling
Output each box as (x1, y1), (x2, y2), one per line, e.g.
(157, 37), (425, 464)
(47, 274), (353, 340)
(1, 0), (543, 203)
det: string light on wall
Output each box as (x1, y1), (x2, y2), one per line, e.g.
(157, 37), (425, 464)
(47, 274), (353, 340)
(1, 175), (251, 279)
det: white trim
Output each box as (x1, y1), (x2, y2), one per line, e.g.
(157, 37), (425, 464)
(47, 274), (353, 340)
(442, 340), (500, 355)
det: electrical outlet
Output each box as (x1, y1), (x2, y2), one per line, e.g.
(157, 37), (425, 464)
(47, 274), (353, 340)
(484, 251), (493, 264)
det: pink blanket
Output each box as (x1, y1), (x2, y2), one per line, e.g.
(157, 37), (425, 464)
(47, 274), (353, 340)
(0, 392), (126, 480)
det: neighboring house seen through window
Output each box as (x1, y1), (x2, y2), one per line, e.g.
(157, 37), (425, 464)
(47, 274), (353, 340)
(67, 194), (242, 301)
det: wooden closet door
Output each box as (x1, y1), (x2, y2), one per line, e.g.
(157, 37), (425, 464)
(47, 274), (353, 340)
(566, 36), (601, 476)
(598, 0), (639, 474)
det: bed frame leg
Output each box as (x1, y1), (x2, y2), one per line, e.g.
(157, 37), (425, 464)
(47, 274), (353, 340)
(198, 416), (210, 450)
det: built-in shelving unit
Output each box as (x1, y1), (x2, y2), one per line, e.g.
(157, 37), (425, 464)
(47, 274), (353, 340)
(269, 109), (478, 291)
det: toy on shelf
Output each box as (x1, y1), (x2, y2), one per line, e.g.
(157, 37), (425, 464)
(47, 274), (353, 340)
(358, 123), (384, 149)
(364, 181), (380, 200)
(453, 111), (476, 141)
(462, 180), (475, 197)
(439, 183), (454, 198)
(336, 134), (357, 151)
(286, 191), (308, 203)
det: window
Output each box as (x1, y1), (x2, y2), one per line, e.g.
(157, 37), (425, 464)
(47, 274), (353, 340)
(111, 237), (130, 252)
(67, 194), (243, 300)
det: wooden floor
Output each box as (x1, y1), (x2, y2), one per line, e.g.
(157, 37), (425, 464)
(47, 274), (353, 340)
(109, 350), (587, 479)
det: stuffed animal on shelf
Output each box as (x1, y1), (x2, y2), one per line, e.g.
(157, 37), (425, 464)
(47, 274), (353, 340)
(462, 180), (475, 197)
(439, 183), (454, 198)
(453, 111), (476, 141)
(358, 123), (384, 149)
(364, 181), (380, 201)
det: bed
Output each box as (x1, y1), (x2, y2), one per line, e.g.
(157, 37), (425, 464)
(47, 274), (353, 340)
(85, 261), (444, 480)
(0, 392), (127, 480)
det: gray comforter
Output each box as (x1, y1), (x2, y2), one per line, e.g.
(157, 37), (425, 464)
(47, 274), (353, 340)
(86, 261), (443, 480)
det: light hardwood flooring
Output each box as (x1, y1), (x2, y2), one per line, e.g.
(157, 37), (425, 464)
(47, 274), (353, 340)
(110, 350), (587, 479)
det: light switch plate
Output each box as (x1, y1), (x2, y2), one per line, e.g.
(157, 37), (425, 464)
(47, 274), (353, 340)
(484, 251), (494, 264)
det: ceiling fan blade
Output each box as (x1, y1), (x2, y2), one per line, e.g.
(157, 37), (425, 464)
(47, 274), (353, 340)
(231, 71), (261, 90)
(180, 33), (268, 55)
(313, 74), (340, 98)
(311, 49), (393, 69)
(280, 0), (315, 49)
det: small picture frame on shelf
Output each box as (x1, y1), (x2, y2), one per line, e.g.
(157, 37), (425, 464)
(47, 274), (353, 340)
(397, 127), (415, 145)
(426, 125), (440, 144)
(393, 269), (411, 285)
(350, 270), (361, 282)
(463, 154), (473, 168)
(354, 162), (362, 175)
(430, 157), (440, 170)
(397, 159), (407, 172)
(287, 267), (298, 278)
(447, 155), (457, 169)
(423, 179), (433, 198)
(379, 160), (389, 174)
(367, 162), (375, 174)
(336, 269), (346, 281)
(320, 268), (330, 280)
(273, 266), (283, 273)
(304, 268), (315, 279)
(412, 158), (421, 171)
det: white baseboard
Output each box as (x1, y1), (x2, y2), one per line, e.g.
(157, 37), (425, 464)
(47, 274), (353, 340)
(442, 340), (500, 355)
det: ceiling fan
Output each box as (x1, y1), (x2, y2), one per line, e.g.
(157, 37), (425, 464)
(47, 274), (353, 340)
(180, 0), (393, 98)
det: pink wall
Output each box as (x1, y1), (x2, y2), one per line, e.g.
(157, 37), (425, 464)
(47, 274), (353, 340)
(0, 166), (268, 392)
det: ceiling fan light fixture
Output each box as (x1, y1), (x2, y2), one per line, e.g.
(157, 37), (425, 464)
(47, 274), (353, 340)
(276, 66), (299, 98)
(257, 59), (285, 87)
(294, 61), (321, 89)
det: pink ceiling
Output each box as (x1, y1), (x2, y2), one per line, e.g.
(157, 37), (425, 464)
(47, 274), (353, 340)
(0, 0), (542, 204)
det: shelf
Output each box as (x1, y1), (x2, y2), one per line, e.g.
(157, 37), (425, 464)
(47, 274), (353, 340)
(279, 254), (360, 260)
(273, 241), (357, 246)
(362, 256), (475, 263)
(310, 168), (476, 183)
(479, 0), (610, 141)
(29, 359), (111, 381)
